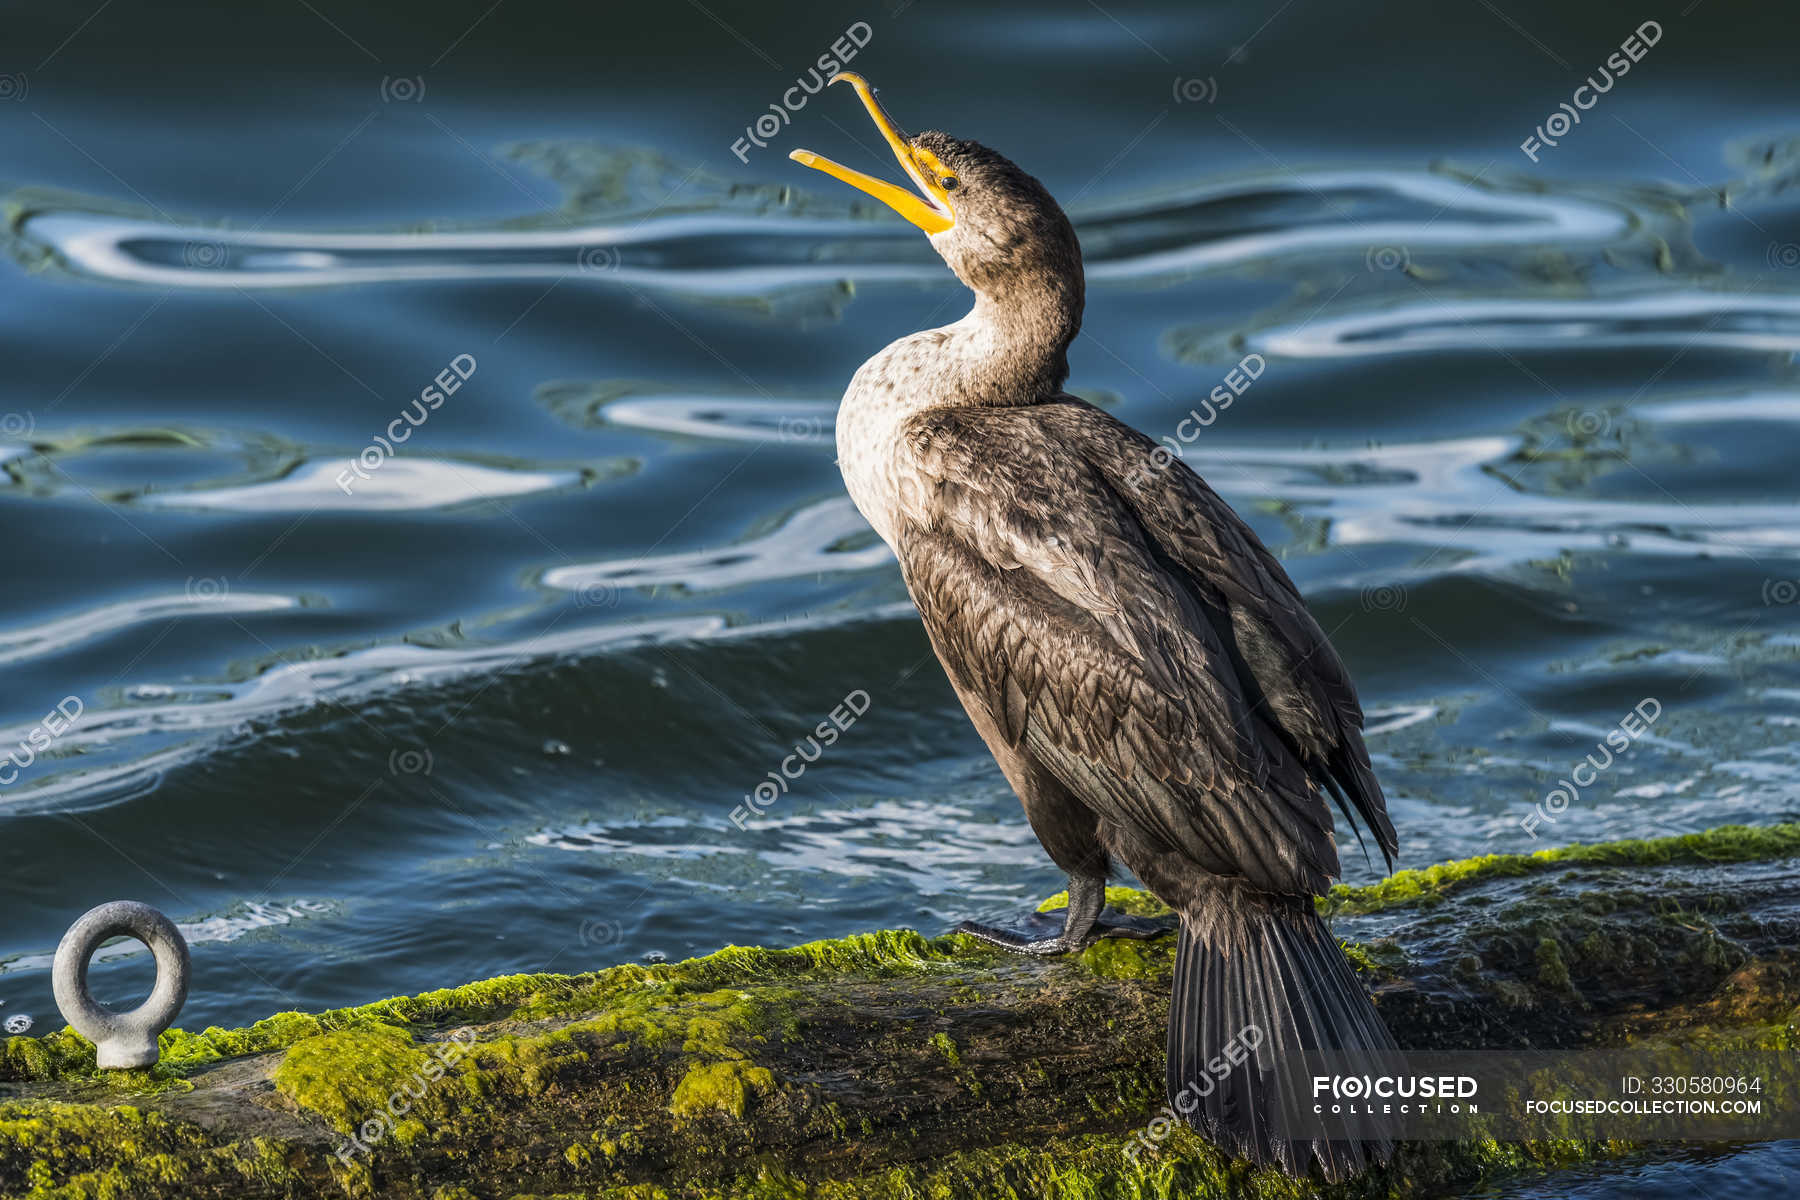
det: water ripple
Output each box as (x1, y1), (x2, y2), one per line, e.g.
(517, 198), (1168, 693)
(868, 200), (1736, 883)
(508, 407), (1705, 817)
(593, 393), (836, 444)
(0, 591), (298, 668)
(542, 497), (889, 596)
(531, 799), (1048, 901)
(16, 169), (1628, 294)
(1191, 435), (1800, 565)
(0, 898), (333, 978)
(0, 602), (925, 817)
(1243, 291), (1800, 359)
(133, 457), (586, 513)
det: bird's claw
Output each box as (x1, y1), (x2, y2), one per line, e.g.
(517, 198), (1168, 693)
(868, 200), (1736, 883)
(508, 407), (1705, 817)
(954, 907), (1175, 955)
(954, 920), (1078, 955)
(954, 912), (1071, 953)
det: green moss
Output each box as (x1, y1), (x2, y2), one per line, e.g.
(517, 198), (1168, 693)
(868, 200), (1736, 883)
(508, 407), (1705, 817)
(3, 930), (969, 1088)
(669, 1059), (776, 1121)
(1076, 936), (1172, 981)
(0, 1026), (96, 1084)
(702, 1124), (1624, 1200)
(1324, 822), (1800, 916)
(1360, 939), (1412, 974)
(10, 823), (1789, 1083)
(272, 1024), (432, 1135)
(1536, 937), (1575, 995)
(1037, 886), (1173, 918)
(9, 821), (1798, 1198)
(1025, 825), (1800, 934)
(0, 1100), (293, 1199)
(1341, 941), (1381, 974)
(158, 1010), (329, 1070)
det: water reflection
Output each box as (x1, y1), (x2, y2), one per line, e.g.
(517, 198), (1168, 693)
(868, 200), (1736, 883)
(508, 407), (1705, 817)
(18, 168), (1629, 294)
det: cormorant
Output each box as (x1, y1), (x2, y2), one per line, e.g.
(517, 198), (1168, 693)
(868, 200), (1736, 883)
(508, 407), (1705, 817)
(792, 74), (1399, 1179)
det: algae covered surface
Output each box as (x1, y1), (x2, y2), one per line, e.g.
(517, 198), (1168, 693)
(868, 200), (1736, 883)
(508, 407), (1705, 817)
(1322, 822), (1800, 917)
(3, 823), (1798, 1199)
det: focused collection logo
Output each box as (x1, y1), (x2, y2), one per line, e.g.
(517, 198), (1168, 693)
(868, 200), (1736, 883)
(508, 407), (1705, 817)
(1312, 1073), (1479, 1114)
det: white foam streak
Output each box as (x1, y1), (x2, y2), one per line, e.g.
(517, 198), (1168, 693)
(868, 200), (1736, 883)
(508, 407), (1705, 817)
(135, 458), (580, 512)
(543, 497), (889, 595)
(1253, 292), (1800, 358)
(0, 592), (297, 668)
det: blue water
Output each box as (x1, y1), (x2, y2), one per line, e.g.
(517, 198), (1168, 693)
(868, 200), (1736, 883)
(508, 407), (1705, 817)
(2, 1), (1798, 1192)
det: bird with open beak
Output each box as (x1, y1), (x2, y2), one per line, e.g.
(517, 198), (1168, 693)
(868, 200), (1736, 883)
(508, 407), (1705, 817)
(792, 73), (1400, 1181)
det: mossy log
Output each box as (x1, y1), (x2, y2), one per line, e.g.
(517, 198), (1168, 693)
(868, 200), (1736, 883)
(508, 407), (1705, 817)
(4, 822), (1799, 1199)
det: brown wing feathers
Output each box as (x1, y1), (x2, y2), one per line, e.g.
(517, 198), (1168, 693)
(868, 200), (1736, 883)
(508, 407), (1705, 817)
(896, 397), (1395, 897)
(1037, 402), (1399, 867)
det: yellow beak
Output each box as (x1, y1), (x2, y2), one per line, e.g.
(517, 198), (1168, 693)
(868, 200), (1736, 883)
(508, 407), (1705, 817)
(789, 73), (955, 235)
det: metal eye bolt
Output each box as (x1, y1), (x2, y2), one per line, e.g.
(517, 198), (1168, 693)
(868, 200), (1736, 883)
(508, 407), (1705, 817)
(51, 901), (190, 1069)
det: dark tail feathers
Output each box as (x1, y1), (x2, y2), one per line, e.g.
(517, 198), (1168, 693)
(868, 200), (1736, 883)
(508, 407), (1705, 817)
(1166, 893), (1397, 1180)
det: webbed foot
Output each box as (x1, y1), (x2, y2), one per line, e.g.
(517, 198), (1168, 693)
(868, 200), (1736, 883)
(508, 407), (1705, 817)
(955, 906), (1175, 954)
(953, 874), (1176, 955)
(954, 910), (1080, 955)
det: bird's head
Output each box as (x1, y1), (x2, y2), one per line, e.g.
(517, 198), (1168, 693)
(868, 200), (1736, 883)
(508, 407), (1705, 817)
(790, 74), (1083, 306)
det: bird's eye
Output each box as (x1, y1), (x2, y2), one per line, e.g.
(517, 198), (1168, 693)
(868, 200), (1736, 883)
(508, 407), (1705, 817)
(940, 176), (958, 191)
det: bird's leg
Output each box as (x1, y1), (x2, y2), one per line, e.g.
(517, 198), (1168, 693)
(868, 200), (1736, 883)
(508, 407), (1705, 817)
(954, 874), (1175, 955)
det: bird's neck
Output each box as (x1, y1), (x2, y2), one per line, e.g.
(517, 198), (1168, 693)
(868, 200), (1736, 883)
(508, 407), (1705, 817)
(945, 274), (1083, 407)
(835, 272), (1082, 546)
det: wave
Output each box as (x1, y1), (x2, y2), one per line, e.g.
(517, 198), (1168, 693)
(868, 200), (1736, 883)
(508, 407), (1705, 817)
(542, 497), (888, 595)
(132, 457), (585, 513)
(0, 590), (298, 669)
(0, 898), (333, 979)
(15, 168), (1629, 295)
(1246, 291), (1800, 359)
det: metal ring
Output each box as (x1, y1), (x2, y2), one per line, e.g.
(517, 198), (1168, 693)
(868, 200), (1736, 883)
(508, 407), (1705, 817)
(51, 901), (190, 1069)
